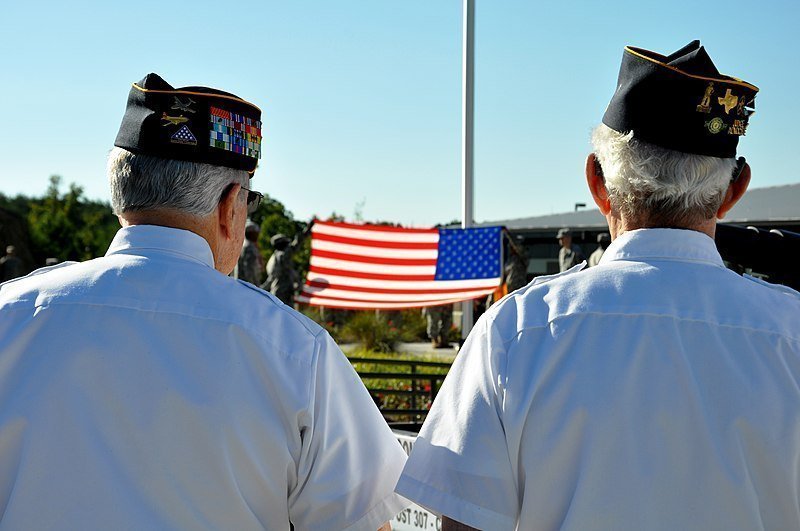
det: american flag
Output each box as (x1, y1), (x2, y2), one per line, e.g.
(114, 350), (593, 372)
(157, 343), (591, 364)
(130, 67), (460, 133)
(296, 220), (504, 309)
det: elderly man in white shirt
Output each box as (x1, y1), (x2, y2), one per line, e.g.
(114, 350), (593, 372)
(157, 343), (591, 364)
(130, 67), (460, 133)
(0, 73), (407, 530)
(396, 41), (800, 530)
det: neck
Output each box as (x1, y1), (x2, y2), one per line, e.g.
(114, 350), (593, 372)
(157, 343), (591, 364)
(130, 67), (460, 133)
(606, 211), (717, 240)
(119, 209), (222, 268)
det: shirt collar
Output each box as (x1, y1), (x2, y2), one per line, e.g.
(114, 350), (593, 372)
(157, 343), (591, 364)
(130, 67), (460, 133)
(106, 225), (215, 268)
(599, 228), (725, 267)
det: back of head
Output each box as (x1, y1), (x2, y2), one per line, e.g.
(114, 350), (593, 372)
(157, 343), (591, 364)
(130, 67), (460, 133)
(108, 148), (248, 216)
(591, 125), (736, 227)
(595, 41), (757, 229)
(109, 73), (261, 218)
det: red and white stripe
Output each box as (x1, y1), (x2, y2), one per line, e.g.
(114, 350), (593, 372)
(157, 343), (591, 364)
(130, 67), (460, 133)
(296, 220), (502, 309)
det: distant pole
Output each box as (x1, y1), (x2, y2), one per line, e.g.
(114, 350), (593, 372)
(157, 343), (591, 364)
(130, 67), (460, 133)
(461, 0), (475, 341)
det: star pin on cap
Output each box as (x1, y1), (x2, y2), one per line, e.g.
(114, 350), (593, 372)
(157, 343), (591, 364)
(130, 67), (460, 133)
(114, 73), (262, 173)
(602, 40), (758, 158)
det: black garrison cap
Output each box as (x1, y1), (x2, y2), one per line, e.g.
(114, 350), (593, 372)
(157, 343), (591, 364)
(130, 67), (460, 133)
(114, 73), (262, 173)
(602, 41), (758, 158)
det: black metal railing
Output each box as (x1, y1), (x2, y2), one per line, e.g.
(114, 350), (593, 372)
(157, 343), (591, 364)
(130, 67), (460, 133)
(349, 357), (452, 428)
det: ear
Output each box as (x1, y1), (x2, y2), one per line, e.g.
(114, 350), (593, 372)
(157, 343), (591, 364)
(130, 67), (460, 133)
(717, 162), (751, 219)
(586, 153), (611, 215)
(217, 183), (242, 240)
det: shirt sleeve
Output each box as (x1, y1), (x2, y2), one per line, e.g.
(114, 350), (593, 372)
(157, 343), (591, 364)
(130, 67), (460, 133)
(395, 314), (518, 531)
(289, 332), (409, 531)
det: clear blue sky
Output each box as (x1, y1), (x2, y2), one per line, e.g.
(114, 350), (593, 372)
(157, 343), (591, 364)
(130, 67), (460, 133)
(1, 0), (797, 226)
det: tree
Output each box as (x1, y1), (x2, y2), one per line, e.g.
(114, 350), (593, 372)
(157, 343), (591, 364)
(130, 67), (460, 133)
(27, 176), (118, 263)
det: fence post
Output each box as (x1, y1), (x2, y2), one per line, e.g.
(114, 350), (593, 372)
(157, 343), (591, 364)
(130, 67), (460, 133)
(410, 364), (417, 419)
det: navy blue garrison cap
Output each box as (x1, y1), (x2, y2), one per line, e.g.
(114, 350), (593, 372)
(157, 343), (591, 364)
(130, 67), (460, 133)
(602, 41), (758, 158)
(115, 73), (262, 173)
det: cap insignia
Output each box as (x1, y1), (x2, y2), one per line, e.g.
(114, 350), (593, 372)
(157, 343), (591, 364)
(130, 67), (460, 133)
(696, 82), (715, 113)
(736, 97), (746, 116)
(705, 117), (727, 134)
(161, 113), (189, 126)
(171, 96), (196, 114)
(170, 124), (198, 145)
(729, 119), (747, 136)
(717, 89), (739, 114)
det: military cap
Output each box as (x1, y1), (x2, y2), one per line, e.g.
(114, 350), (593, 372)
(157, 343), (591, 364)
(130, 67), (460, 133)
(556, 228), (572, 239)
(270, 234), (290, 247)
(114, 73), (262, 173)
(602, 40), (758, 158)
(245, 219), (260, 233)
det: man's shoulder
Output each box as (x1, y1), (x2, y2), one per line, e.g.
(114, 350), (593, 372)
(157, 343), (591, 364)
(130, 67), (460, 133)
(0, 261), (81, 298)
(742, 274), (800, 300)
(233, 279), (324, 336)
(486, 264), (587, 333)
(2, 255), (325, 341)
(734, 274), (800, 334)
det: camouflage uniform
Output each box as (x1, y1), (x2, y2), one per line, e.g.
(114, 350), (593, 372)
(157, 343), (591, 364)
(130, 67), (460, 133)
(588, 247), (604, 267)
(0, 247), (24, 282)
(236, 239), (263, 285)
(559, 245), (585, 272)
(264, 230), (308, 306)
(588, 233), (611, 267)
(425, 304), (453, 347)
(505, 243), (528, 293)
(557, 229), (585, 272)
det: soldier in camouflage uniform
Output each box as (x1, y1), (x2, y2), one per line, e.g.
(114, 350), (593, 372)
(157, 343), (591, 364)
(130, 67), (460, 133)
(588, 232), (611, 267)
(0, 246), (24, 282)
(263, 223), (312, 306)
(557, 227), (585, 272)
(505, 234), (529, 293)
(424, 304), (453, 348)
(235, 220), (263, 285)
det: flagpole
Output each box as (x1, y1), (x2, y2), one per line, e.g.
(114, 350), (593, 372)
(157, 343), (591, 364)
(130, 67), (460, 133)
(461, 0), (475, 341)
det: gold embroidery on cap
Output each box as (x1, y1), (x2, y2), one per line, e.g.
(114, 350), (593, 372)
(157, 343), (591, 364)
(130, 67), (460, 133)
(736, 97), (746, 116)
(696, 82), (714, 113)
(161, 113), (189, 126)
(717, 89), (739, 114)
(705, 117), (727, 134)
(729, 119), (747, 136)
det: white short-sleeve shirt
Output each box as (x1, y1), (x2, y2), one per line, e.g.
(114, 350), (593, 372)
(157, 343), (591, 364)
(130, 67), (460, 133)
(397, 228), (800, 530)
(0, 225), (408, 530)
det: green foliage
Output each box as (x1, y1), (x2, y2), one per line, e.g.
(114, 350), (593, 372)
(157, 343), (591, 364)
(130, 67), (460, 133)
(396, 309), (429, 342)
(249, 194), (310, 285)
(0, 193), (32, 219)
(301, 307), (431, 345)
(340, 312), (401, 353)
(26, 176), (118, 263)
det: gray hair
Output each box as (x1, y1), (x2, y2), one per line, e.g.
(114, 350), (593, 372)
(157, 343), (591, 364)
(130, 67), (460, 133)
(107, 147), (249, 216)
(591, 124), (737, 227)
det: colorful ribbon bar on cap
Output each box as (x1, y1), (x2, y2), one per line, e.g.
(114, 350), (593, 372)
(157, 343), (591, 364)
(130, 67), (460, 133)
(209, 106), (262, 159)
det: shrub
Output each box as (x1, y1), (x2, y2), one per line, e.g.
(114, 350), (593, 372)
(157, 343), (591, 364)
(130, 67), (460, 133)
(397, 309), (429, 342)
(340, 312), (400, 353)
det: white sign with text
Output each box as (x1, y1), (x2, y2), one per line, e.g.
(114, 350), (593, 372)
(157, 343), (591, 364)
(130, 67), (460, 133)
(391, 431), (441, 531)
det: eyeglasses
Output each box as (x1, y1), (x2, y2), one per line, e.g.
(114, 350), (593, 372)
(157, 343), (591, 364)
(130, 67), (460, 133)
(240, 186), (263, 215)
(731, 156), (746, 183)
